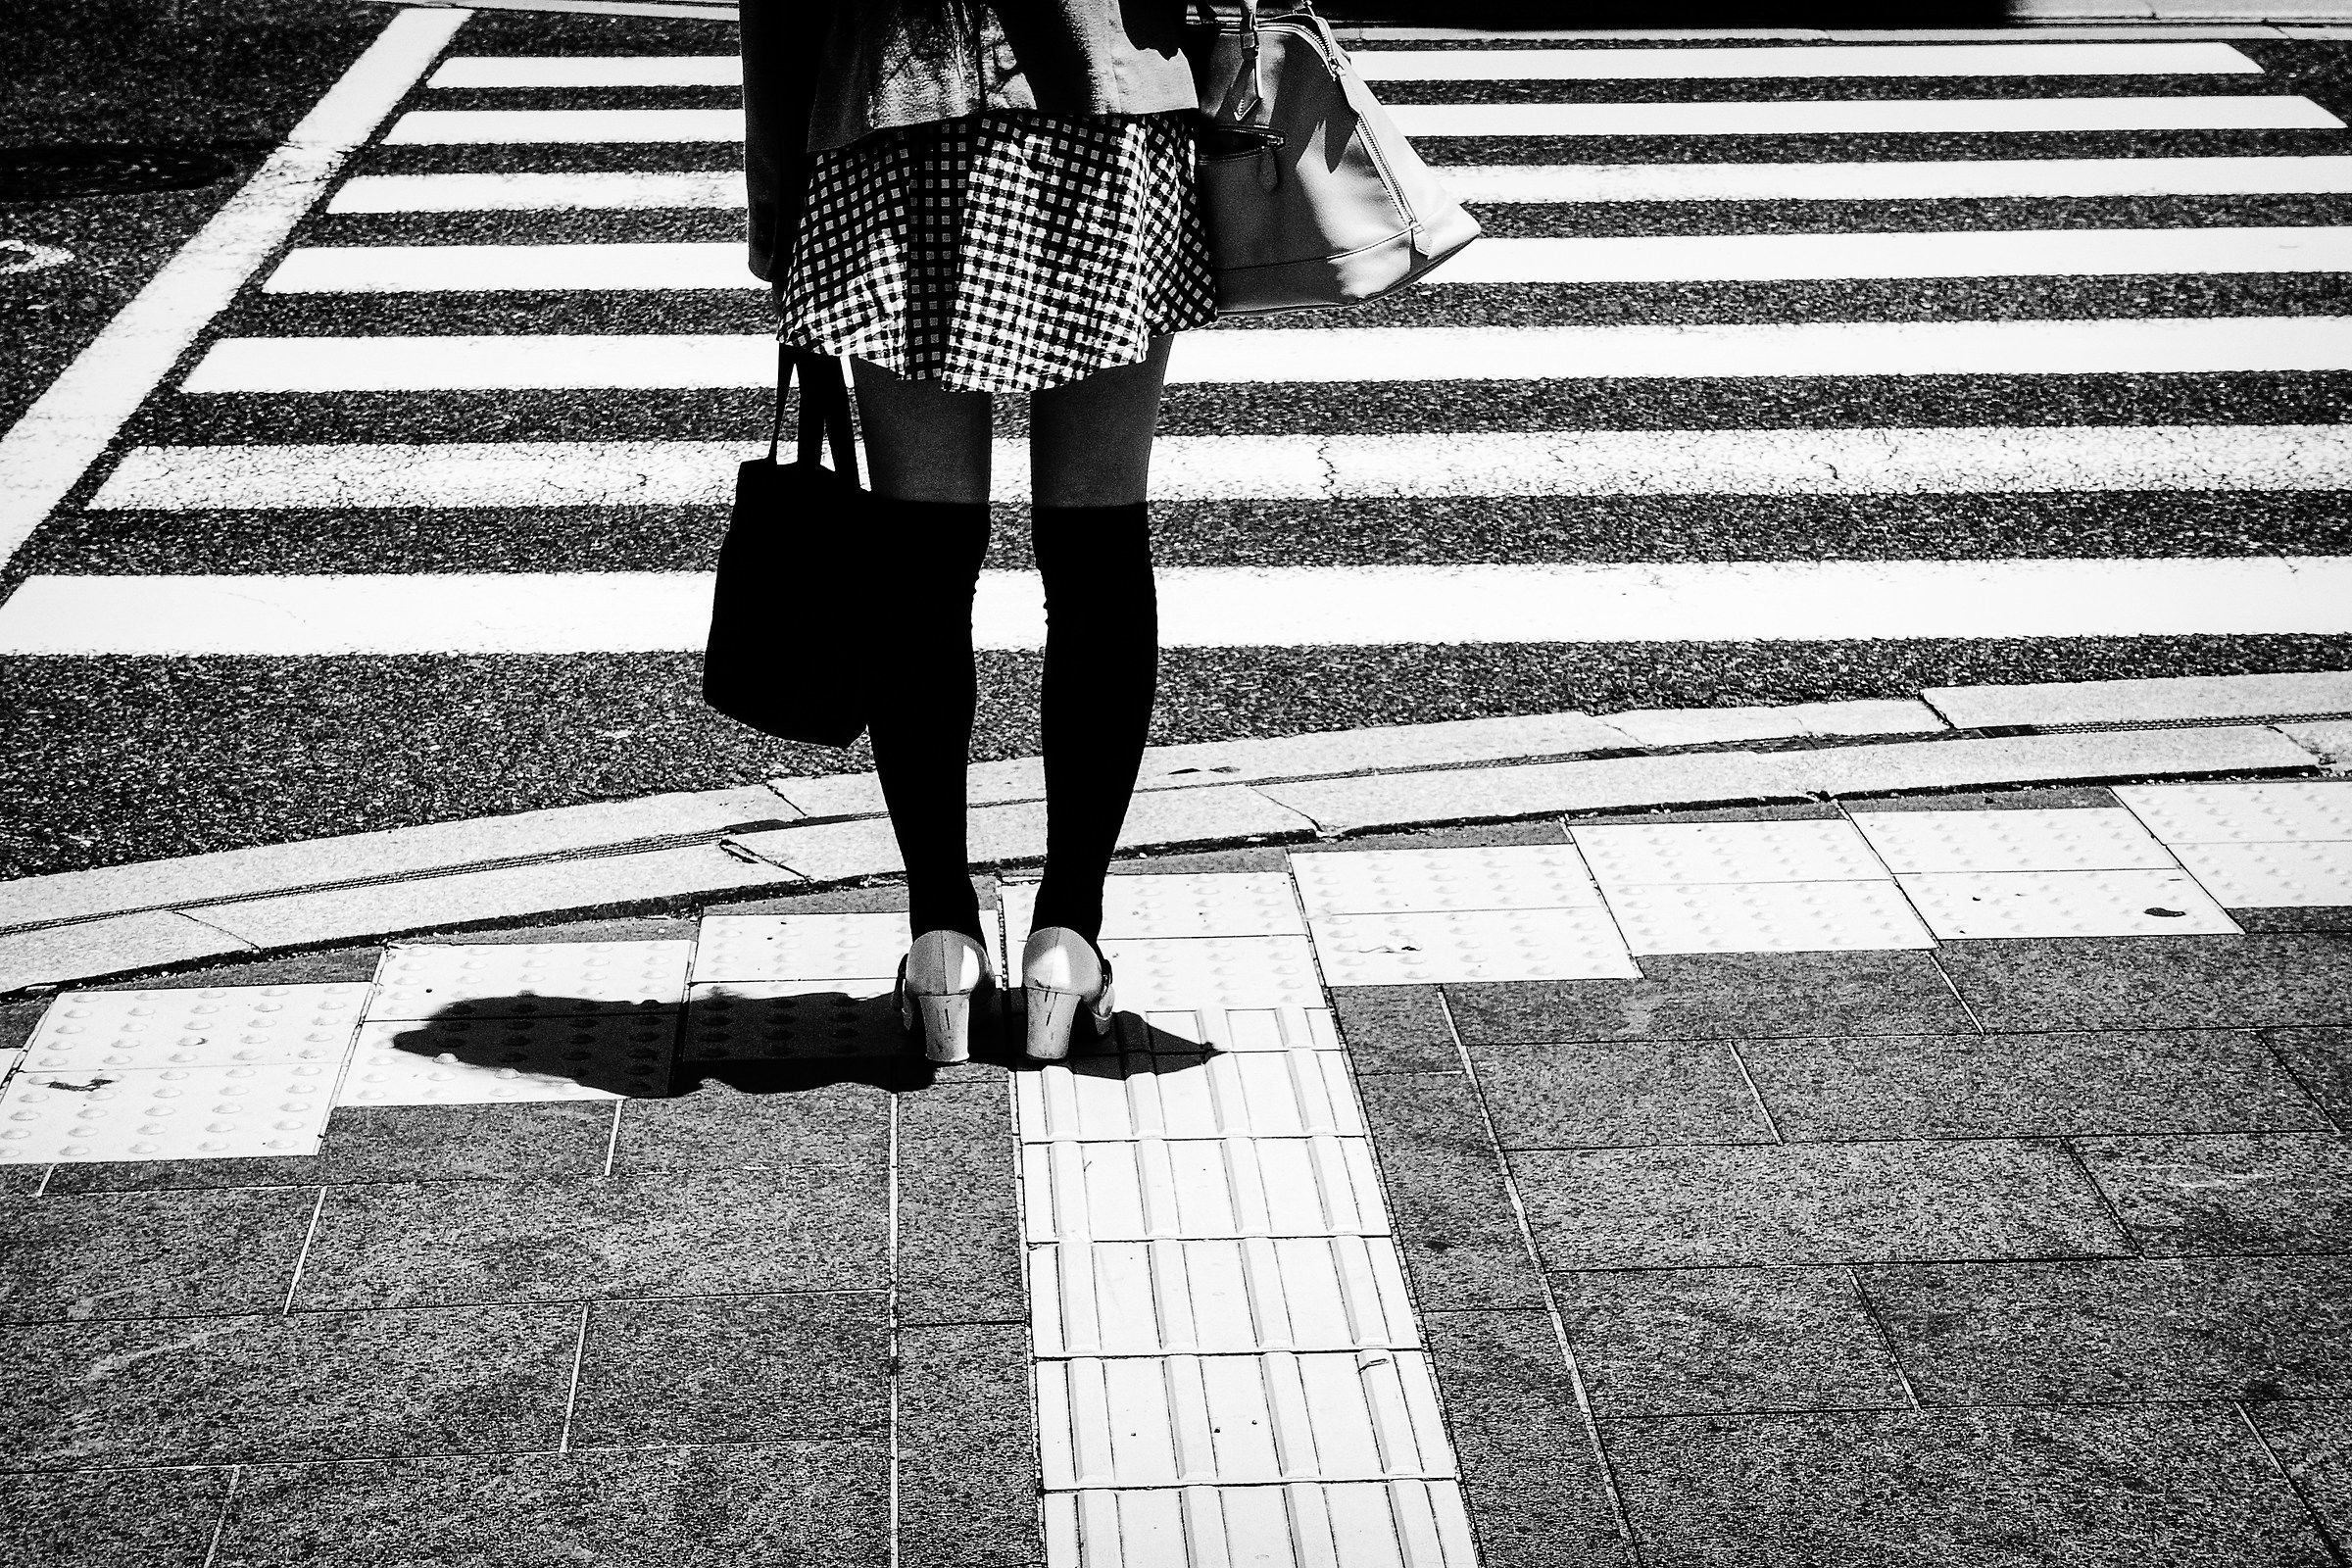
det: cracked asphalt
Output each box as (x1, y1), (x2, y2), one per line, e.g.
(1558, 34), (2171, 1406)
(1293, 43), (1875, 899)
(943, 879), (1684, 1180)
(2, 8), (2349, 879)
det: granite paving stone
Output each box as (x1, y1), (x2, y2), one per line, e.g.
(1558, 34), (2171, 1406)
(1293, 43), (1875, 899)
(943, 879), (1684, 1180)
(1554, 1267), (1909, 1416)
(2074, 1133), (2352, 1255)
(1513, 1141), (2130, 1270)
(897, 1323), (1040, 1568)
(1740, 1030), (2330, 1142)
(211, 1443), (891, 1568)
(0, 1164), (45, 1195)
(317, 1102), (617, 1184)
(1470, 1038), (1775, 1150)
(567, 1294), (889, 1448)
(1603, 1405), (2334, 1568)
(1359, 1073), (1544, 1310)
(0, 1185), (318, 1324)
(1421, 1310), (1635, 1568)
(1445, 951), (1974, 1046)
(1862, 1257), (2352, 1405)
(1939, 936), (2352, 1034)
(41, 1154), (324, 1195)
(294, 1169), (887, 1308)
(1330, 984), (1463, 1075)
(611, 1065), (894, 1172)
(2250, 1401), (2352, 1558)
(896, 1082), (1023, 1327)
(2269, 1029), (2352, 1129)
(0, 1466), (237, 1568)
(0, 1304), (576, 1468)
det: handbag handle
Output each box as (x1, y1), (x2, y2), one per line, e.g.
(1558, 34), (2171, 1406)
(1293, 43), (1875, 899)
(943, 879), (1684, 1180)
(766, 344), (862, 485)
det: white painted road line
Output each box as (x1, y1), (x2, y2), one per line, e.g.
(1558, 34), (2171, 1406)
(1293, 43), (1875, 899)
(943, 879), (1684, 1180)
(180, 318), (2352, 389)
(262, 242), (747, 292)
(383, 107), (744, 143)
(327, 171), (742, 212)
(1436, 155), (2352, 202)
(1437, 226), (2352, 282)
(1349, 41), (2263, 77)
(427, 53), (740, 87)
(1388, 96), (2342, 136)
(416, 41), (2263, 88)
(9, 561), (2352, 655)
(87, 426), (2352, 511)
(371, 96), (2342, 145)
(0, 6), (468, 576)
(254, 227), (2352, 293)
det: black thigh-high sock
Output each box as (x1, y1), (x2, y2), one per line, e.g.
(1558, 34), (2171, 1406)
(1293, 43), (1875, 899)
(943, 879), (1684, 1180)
(865, 494), (992, 947)
(1027, 501), (1158, 952)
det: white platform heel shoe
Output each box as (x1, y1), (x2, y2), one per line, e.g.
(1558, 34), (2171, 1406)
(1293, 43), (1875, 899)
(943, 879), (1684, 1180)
(1021, 926), (1115, 1063)
(896, 929), (995, 1064)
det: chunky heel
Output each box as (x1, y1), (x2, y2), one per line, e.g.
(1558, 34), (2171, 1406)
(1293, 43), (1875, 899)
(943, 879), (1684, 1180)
(1020, 926), (1115, 1063)
(896, 929), (995, 1065)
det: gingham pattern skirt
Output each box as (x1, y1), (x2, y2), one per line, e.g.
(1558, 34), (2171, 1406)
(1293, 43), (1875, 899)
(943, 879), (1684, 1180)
(777, 110), (1216, 394)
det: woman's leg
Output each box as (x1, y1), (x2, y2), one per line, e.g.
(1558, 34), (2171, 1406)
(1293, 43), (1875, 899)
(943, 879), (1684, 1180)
(851, 355), (994, 945)
(1023, 333), (1176, 947)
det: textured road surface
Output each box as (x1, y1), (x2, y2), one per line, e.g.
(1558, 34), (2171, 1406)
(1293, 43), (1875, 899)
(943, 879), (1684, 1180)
(3, 12), (2350, 877)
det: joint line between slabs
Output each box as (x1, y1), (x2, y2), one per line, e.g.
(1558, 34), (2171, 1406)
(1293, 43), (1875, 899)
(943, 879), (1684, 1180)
(885, 1080), (903, 1568)
(1721, 1040), (1786, 1145)
(1433, 986), (1648, 1566)
(557, 1302), (593, 1455)
(1843, 1265), (1925, 1412)
(277, 1187), (330, 1316)
(600, 1100), (623, 1177)
(2233, 1397), (2352, 1568)
(2259, 1037), (2352, 1136)
(2058, 1135), (2144, 1258)
(197, 1463), (243, 1568)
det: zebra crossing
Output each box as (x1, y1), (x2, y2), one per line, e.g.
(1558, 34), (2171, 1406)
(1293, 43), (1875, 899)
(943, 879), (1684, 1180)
(3, 18), (2350, 873)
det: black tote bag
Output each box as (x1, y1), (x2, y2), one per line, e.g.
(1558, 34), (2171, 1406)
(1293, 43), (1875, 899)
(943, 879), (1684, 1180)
(702, 346), (872, 748)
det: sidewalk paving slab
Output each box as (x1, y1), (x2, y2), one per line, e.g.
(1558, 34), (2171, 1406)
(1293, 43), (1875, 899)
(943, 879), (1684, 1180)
(1860, 1256), (2352, 1403)
(0, 1185), (318, 1325)
(0, 1469), (235, 1568)
(0, 910), (254, 996)
(1601, 1407), (2335, 1568)
(1939, 933), (2352, 1032)
(2072, 1131), (2352, 1254)
(1552, 1266), (1910, 1417)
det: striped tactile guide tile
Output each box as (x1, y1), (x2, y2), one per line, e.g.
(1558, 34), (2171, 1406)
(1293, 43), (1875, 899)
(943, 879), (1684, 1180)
(8, 28), (2352, 668)
(1000, 873), (1481, 1567)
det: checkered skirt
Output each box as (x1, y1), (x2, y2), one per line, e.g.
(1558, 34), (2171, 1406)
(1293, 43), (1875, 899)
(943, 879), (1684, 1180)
(776, 110), (1216, 394)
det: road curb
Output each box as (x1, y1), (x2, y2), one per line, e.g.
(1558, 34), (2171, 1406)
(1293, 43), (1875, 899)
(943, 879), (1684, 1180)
(3, 673), (2346, 996)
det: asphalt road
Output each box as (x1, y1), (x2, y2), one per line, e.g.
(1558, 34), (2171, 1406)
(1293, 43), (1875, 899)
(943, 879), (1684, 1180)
(3, 12), (2350, 878)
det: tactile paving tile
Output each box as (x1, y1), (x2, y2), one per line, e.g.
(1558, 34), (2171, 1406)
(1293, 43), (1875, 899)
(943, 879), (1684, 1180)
(682, 978), (914, 1060)
(1018, 1049), (1365, 1143)
(0, 1062), (338, 1162)
(338, 1015), (674, 1105)
(691, 911), (1001, 984)
(1897, 869), (2240, 940)
(1113, 1007), (1341, 1056)
(2168, 840), (2352, 908)
(1044, 1481), (1477, 1568)
(1288, 845), (1605, 916)
(1006, 875), (1306, 941)
(368, 941), (693, 1021)
(1851, 807), (2177, 874)
(1607, 880), (1936, 955)
(1031, 1237), (1417, 1357)
(1098, 936), (1328, 1013)
(1035, 1349), (1454, 1491)
(1571, 819), (1888, 886)
(1021, 1136), (1390, 1244)
(1307, 908), (1640, 987)
(2117, 781), (2352, 846)
(22, 984), (370, 1072)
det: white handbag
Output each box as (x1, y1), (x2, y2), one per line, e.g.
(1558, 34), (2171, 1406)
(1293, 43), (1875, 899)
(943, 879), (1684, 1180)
(1183, 0), (1482, 315)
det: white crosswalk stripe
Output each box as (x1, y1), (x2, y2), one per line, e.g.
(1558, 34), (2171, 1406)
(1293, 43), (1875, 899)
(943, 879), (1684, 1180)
(86, 427), (2352, 512)
(8, 561), (2350, 656)
(179, 318), (2352, 391)
(375, 94), (2345, 146)
(325, 157), (2352, 213)
(257, 228), (2352, 293)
